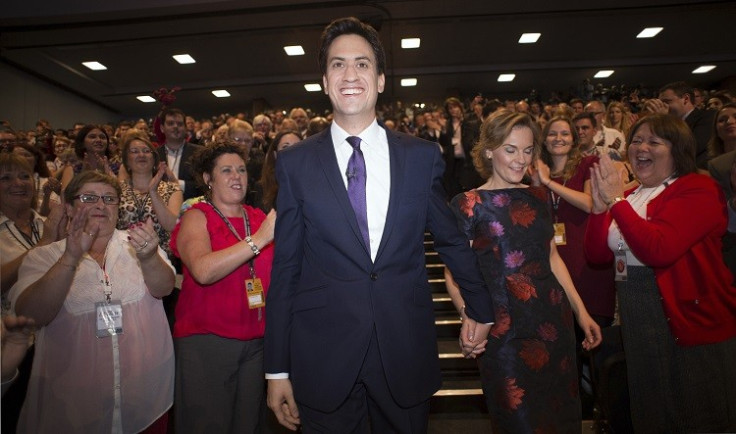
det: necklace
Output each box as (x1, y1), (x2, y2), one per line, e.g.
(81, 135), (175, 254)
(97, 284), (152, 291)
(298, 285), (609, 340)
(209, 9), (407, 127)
(127, 181), (151, 221)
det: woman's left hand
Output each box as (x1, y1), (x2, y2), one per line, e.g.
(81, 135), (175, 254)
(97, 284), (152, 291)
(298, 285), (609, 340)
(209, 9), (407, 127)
(576, 312), (603, 351)
(592, 153), (625, 205)
(148, 162), (167, 193)
(128, 217), (159, 259)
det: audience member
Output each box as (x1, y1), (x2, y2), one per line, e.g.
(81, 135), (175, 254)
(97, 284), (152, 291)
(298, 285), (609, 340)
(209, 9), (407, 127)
(155, 108), (201, 200)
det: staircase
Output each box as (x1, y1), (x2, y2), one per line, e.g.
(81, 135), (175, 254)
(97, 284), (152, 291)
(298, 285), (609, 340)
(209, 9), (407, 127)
(425, 234), (492, 431)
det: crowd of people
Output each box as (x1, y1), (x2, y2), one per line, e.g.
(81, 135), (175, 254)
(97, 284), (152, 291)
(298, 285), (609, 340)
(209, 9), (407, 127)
(1, 15), (736, 434)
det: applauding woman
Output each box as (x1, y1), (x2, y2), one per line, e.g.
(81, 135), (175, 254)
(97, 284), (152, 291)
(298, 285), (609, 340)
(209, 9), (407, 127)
(117, 129), (182, 258)
(10, 171), (175, 433)
(171, 141), (276, 433)
(585, 114), (736, 433)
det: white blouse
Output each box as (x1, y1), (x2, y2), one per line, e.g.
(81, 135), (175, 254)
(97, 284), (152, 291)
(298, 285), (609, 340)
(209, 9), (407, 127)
(10, 230), (174, 433)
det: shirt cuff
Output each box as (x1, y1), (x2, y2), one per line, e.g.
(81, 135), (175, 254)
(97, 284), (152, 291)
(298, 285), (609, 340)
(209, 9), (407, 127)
(265, 372), (289, 380)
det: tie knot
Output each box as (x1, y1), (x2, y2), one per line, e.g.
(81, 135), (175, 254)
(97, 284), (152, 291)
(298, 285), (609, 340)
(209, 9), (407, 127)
(346, 136), (362, 150)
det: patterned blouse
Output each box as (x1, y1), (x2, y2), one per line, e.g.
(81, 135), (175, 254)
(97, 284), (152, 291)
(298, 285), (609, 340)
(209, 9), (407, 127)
(117, 180), (180, 258)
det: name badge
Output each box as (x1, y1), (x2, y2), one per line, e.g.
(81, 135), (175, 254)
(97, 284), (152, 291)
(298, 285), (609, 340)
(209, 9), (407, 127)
(245, 278), (265, 309)
(553, 223), (567, 246)
(614, 251), (628, 281)
(96, 301), (123, 338)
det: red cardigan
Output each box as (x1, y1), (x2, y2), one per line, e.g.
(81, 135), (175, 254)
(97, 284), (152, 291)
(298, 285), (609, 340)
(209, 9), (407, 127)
(585, 173), (736, 346)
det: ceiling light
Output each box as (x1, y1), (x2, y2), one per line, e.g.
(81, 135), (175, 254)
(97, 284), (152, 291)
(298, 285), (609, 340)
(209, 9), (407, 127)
(136, 96), (156, 103)
(594, 70), (614, 78)
(212, 90), (230, 98)
(82, 61), (107, 71)
(173, 54), (196, 64)
(497, 74), (515, 82)
(401, 78), (417, 87)
(283, 46), (305, 56)
(401, 38), (421, 49)
(692, 65), (716, 74)
(304, 83), (322, 92)
(636, 27), (663, 38)
(518, 33), (541, 44)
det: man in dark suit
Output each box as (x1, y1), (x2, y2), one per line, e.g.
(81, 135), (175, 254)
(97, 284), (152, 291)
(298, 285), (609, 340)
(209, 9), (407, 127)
(646, 81), (715, 168)
(155, 108), (201, 200)
(439, 97), (483, 200)
(265, 17), (494, 433)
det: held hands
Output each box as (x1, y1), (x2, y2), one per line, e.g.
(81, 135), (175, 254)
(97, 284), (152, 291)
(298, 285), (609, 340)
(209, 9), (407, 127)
(459, 313), (490, 359)
(267, 379), (301, 431)
(127, 217), (159, 260)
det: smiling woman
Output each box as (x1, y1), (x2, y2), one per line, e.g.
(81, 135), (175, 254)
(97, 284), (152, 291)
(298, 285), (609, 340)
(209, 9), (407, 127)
(60, 125), (120, 192)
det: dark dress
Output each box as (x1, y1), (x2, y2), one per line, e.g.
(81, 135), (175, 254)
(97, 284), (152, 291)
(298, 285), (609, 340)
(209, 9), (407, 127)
(451, 187), (581, 433)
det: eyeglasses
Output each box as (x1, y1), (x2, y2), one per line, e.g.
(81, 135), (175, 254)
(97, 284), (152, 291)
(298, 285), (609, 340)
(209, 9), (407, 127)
(128, 147), (152, 154)
(73, 194), (120, 205)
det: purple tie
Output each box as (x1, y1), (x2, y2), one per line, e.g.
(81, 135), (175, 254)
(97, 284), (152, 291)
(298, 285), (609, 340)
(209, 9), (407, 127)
(346, 136), (369, 250)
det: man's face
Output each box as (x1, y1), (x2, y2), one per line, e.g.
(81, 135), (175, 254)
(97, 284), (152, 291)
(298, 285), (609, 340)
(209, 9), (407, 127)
(574, 119), (595, 149)
(186, 116), (196, 132)
(571, 102), (584, 114)
(323, 34), (384, 126)
(161, 114), (186, 143)
(585, 102), (605, 129)
(658, 89), (688, 117)
(290, 109), (308, 130)
(693, 90), (704, 108)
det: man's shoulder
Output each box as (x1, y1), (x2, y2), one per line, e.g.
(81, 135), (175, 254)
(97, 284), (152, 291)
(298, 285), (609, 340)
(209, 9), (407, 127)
(689, 108), (715, 125)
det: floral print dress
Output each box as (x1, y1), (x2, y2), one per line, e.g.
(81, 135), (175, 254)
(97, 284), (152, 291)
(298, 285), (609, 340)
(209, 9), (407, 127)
(451, 187), (581, 433)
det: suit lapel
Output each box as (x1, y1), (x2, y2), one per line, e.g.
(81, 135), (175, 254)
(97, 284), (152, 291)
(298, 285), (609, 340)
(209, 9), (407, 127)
(314, 130), (371, 257)
(374, 129), (405, 264)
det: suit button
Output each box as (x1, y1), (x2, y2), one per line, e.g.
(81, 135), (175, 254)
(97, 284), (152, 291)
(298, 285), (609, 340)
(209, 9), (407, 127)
(370, 273), (378, 281)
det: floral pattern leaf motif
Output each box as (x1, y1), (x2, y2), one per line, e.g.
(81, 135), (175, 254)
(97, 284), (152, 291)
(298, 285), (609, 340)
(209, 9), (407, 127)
(504, 250), (525, 268)
(498, 377), (525, 411)
(510, 200), (536, 227)
(492, 193), (511, 208)
(459, 191), (482, 217)
(488, 221), (505, 237)
(549, 288), (563, 305)
(519, 340), (550, 371)
(506, 273), (538, 302)
(519, 261), (543, 277)
(490, 306), (512, 339)
(537, 322), (558, 342)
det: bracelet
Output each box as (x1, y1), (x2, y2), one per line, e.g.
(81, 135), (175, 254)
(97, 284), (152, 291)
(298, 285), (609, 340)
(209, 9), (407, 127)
(56, 258), (77, 270)
(606, 196), (626, 207)
(244, 236), (261, 256)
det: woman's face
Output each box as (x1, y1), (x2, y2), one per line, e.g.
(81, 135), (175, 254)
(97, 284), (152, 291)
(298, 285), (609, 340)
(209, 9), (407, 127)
(276, 133), (301, 153)
(544, 120), (574, 156)
(205, 153), (247, 206)
(627, 123), (676, 188)
(67, 182), (119, 234)
(126, 139), (155, 175)
(716, 107), (736, 143)
(84, 129), (108, 155)
(0, 167), (34, 210)
(12, 147), (36, 171)
(610, 106), (623, 123)
(490, 126), (535, 188)
(708, 98), (724, 111)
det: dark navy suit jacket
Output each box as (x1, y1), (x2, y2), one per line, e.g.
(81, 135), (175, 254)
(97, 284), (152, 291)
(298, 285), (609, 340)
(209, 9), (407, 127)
(264, 126), (493, 412)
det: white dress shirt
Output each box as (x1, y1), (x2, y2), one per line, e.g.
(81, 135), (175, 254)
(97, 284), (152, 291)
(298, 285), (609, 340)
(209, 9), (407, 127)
(331, 119), (391, 262)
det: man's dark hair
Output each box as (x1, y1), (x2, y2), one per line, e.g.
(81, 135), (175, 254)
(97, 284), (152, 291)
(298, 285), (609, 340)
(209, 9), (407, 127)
(318, 17), (386, 76)
(160, 107), (186, 123)
(482, 99), (504, 119)
(659, 81), (693, 100)
(573, 111), (597, 128)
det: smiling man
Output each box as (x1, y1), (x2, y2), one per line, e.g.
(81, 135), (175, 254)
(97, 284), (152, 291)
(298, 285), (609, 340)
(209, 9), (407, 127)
(155, 108), (201, 200)
(264, 17), (494, 433)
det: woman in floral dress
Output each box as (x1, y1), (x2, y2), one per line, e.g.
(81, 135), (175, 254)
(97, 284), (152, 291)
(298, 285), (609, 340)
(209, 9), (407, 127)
(447, 110), (601, 433)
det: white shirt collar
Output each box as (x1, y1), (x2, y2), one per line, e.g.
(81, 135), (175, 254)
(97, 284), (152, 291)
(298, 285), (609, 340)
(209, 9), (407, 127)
(330, 119), (382, 150)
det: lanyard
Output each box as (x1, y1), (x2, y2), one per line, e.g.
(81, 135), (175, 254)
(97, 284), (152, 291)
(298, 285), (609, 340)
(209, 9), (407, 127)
(4, 217), (40, 250)
(208, 202), (256, 278)
(548, 176), (567, 223)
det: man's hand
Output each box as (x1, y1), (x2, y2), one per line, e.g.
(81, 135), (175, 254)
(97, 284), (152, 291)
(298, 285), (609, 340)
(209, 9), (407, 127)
(459, 316), (491, 359)
(267, 378), (301, 431)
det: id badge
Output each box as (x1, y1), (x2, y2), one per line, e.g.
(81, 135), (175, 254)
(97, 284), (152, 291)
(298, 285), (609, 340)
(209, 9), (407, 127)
(553, 223), (567, 246)
(95, 301), (123, 338)
(614, 251), (628, 281)
(245, 278), (265, 309)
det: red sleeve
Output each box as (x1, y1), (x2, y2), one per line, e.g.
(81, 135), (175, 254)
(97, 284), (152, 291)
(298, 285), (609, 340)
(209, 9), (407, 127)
(612, 175), (727, 267)
(584, 211), (614, 264)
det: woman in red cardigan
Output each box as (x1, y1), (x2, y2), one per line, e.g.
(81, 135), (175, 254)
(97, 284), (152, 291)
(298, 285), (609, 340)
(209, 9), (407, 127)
(585, 114), (736, 433)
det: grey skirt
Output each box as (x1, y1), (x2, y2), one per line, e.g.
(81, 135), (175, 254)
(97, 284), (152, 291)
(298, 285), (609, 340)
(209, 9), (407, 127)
(617, 266), (736, 433)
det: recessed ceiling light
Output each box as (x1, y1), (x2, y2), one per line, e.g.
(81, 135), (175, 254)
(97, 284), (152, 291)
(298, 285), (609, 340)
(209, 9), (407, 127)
(518, 33), (541, 44)
(304, 83), (322, 92)
(594, 70), (614, 78)
(136, 96), (156, 103)
(692, 65), (716, 74)
(173, 54), (196, 64)
(82, 61), (107, 71)
(636, 27), (663, 38)
(284, 46), (305, 56)
(212, 90), (230, 98)
(401, 78), (417, 87)
(497, 74), (515, 82)
(401, 38), (421, 49)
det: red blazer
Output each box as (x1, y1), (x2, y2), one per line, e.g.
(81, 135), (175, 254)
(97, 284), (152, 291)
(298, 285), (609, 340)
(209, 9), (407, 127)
(585, 173), (736, 346)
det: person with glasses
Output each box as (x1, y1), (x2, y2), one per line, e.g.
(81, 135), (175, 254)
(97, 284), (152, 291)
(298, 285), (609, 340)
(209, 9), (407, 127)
(585, 100), (627, 152)
(9, 170), (175, 433)
(117, 129), (182, 259)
